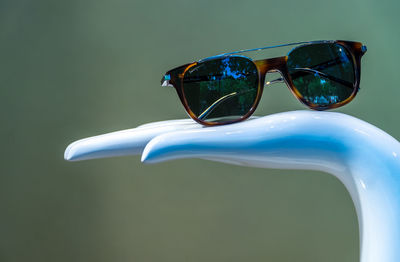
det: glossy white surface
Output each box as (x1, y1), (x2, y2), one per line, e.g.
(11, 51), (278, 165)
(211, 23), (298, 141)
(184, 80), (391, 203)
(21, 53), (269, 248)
(65, 110), (400, 262)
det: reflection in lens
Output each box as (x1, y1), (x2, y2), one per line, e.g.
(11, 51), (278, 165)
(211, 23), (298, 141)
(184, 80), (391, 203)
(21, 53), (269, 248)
(182, 56), (258, 123)
(287, 43), (355, 107)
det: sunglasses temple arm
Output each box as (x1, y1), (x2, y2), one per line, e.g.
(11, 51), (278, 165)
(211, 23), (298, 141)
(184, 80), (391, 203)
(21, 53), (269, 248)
(198, 89), (255, 120)
(198, 92), (237, 120)
(290, 68), (354, 89)
(266, 69), (353, 89)
(265, 78), (284, 86)
(290, 56), (354, 89)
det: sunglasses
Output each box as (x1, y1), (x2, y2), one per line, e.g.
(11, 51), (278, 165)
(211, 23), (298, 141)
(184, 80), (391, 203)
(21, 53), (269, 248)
(161, 40), (367, 126)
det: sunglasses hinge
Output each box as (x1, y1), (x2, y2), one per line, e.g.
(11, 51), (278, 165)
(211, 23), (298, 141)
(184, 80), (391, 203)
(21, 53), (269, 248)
(361, 45), (367, 55)
(161, 74), (173, 87)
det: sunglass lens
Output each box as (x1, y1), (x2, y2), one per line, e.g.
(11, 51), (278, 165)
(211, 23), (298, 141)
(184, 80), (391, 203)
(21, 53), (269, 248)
(182, 56), (259, 124)
(287, 43), (356, 108)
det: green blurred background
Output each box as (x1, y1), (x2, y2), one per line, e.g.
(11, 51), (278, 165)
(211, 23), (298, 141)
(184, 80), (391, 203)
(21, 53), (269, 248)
(1, 0), (399, 261)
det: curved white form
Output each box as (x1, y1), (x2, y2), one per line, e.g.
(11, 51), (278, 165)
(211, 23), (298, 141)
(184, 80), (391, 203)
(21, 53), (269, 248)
(65, 110), (400, 262)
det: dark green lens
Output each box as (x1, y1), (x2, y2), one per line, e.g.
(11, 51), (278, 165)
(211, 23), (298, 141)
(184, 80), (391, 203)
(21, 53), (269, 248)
(287, 43), (355, 107)
(182, 56), (258, 123)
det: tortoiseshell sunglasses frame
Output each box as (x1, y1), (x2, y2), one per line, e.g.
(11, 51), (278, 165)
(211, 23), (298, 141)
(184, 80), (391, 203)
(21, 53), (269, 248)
(161, 40), (367, 126)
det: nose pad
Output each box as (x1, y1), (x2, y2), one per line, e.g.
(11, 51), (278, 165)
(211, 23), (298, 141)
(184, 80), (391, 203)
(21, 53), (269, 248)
(264, 71), (284, 87)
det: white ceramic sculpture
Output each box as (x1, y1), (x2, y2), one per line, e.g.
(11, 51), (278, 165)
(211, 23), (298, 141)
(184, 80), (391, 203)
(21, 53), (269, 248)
(65, 110), (400, 262)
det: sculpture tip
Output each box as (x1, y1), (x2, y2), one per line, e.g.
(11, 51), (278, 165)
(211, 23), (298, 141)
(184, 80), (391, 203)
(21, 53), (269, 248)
(64, 141), (80, 161)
